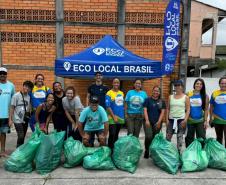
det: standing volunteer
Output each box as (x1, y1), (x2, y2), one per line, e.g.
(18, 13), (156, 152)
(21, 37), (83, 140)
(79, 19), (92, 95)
(52, 82), (67, 132)
(106, 78), (125, 150)
(0, 67), (15, 157)
(210, 76), (226, 147)
(166, 80), (190, 153)
(185, 78), (209, 147)
(125, 79), (147, 138)
(143, 86), (166, 158)
(9, 81), (33, 147)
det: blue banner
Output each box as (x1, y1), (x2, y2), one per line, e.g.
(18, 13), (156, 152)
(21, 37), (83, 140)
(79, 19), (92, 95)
(55, 60), (162, 79)
(162, 0), (180, 75)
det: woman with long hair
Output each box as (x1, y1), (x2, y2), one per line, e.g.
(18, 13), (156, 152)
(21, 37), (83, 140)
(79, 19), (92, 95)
(52, 82), (67, 132)
(185, 78), (209, 147)
(62, 86), (83, 140)
(166, 80), (190, 153)
(125, 79), (147, 138)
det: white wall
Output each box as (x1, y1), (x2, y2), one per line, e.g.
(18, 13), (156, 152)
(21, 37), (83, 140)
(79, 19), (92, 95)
(186, 77), (220, 97)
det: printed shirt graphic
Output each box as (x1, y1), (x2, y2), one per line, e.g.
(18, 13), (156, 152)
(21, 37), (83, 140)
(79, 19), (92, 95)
(210, 90), (226, 124)
(105, 90), (124, 124)
(187, 91), (203, 122)
(30, 85), (51, 108)
(11, 92), (30, 124)
(125, 90), (147, 114)
(79, 106), (108, 131)
(0, 81), (15, 118)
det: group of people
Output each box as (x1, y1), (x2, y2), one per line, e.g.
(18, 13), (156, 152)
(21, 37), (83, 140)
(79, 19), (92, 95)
(1, 66), (226, 158)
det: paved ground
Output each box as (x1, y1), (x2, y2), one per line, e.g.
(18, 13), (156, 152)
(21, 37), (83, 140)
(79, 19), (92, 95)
(0, 125), (226, 185)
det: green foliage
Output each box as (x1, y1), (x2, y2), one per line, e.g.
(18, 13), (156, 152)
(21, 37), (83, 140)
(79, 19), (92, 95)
(216, 59), (226, 69)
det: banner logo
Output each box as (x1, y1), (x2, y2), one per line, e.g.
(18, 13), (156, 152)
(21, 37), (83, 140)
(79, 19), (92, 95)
(93, 48), (105, 55)
(64, 62), (71, 71)
(165, 36), (178, 51)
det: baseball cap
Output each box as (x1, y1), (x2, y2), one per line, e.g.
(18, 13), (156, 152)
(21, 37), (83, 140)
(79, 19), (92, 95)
(174, 80), (183, 86)
(0, 67), (7, 73)
(89, 95), (99, 104)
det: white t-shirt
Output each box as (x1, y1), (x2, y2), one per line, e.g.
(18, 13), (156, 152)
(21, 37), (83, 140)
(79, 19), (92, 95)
(62, 96), (83, 115)
(11, 92), (30, 124)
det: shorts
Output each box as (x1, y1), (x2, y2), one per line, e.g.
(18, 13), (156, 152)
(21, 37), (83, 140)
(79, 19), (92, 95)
(85, 129), (104, 137)
(0, 118), (10, 134)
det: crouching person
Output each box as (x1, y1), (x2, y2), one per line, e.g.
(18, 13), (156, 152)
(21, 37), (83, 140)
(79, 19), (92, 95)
(78, 95), (109, 147)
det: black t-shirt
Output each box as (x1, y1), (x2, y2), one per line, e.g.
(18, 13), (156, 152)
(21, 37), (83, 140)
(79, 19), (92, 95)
(53, 92), (65, 114)
(88, 83), (109, 109)
(143, 97), (166, 125)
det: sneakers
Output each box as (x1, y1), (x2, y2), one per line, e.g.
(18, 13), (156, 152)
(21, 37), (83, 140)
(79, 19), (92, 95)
(144, 150), (149, 159)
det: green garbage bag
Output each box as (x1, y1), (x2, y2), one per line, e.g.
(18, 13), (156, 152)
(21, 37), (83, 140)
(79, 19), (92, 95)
(149, 133), (180, 174)
(35, 131), (65, 174)
(4, 129), (41, 173)
(63, 137), (87, 168)
(112, 135), (143, 173)
(86, 147), (99, 155)
(204, 138), (226, 171)
(181, 139), (208, 172)
(83, 146), (115, 170)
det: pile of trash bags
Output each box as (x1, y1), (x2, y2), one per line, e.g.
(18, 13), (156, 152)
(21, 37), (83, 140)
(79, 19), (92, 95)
(150, 133), (226, 174)
(5, 127), (226, 175)
(5, 130), (143, 174)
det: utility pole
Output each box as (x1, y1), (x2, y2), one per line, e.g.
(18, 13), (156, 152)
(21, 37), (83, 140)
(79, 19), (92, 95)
(55, 0), (65, 87)
(180, 0), (191, 88)
(117, 0), (126, 45)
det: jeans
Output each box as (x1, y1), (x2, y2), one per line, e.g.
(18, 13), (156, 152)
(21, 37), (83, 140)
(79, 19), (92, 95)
(185, 122), (206, 147)
(143, 122), (161, 151)
(108, 124), (121, 149)
(214, 124), (226, 147)
(166, 119), (185, 152)
(127, 114), (144, 138)
(14, 122), (28, 147)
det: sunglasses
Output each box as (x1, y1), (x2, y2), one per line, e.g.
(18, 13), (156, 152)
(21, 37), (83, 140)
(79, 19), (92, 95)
(0, 72), (7, 75)
(174, 84), (181, 87)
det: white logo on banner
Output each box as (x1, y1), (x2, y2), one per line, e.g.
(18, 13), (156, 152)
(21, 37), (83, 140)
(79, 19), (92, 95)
(165, 36), (178, 51)
(64, 62), (71, 71)
(173, 2), (178, 9)
(165, 64), (171, 71)
(93, 48), (105, 55)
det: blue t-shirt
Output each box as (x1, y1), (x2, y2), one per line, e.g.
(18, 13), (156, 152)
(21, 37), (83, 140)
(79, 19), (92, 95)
(210, 90), (226, 124)
(30, 85), (52, 109)
(188, 91), (203, 120)
(105, 89), (124, 124)
(125, 89), (147, 114)
(79, 105), (108, 131)
(0, 81), (15, 118)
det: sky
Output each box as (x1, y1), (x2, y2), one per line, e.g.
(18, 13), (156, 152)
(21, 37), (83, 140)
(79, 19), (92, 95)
(196, 0), (226, 45)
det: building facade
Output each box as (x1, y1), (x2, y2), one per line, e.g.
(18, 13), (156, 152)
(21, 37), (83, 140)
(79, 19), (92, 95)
(0, 0), (181, 103)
